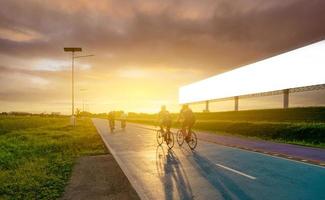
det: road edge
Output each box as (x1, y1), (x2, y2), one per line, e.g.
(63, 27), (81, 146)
(91, 118), (149, 200)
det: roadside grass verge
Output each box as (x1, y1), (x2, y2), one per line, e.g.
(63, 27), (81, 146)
(126, 118), (325, 148)
(0, 116), (63, 134)
(0, 116), (107, 200)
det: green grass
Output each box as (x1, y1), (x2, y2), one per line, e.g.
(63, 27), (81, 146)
(0, 116), (60, 134)
(0, 116), (107, 200)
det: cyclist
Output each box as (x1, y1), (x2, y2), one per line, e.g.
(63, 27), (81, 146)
(158, 105), (172, 143)
(178, 104), (196, 142)
(108, 111), (115, 132)
(120, 111), (127, 129)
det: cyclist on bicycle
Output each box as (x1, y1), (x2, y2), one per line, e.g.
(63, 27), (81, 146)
(120, 111), (127, 129)
(158, 105), (172, 142)
(178, 104), (196, 142)
(108, 111), (115, 132)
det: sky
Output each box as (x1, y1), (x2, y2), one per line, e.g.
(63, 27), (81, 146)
(0, 0), (325, 114)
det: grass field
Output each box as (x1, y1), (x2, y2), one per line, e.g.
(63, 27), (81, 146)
(0, 116), (107, 200)
(127, 107), (325, 148)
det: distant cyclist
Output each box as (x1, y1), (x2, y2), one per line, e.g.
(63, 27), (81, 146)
(120, 111), (127, 129)
(108, 111), (115, 132)
(178, 104), (196, 142)
(158, 105), (172, 142)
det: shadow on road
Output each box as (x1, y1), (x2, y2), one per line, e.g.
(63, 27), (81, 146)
(156, 145), (194, 200)
(192, 151), (253, 200)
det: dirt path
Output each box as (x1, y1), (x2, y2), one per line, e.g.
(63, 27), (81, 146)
(61, 155), (140, 200)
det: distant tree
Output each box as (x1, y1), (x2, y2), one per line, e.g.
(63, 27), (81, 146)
(80, 111), (92, 117)
(51, 112), (61, 116)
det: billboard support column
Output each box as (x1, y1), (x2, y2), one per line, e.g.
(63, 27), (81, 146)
(205, 100), (209, 112)
(283, 89), (289, 108)
(234, 96), (239, 111)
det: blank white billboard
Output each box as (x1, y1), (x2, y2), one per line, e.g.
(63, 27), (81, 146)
(179, 40), (325, 104)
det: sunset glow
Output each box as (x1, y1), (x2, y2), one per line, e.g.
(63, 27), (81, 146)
(1, 0), (325, 114)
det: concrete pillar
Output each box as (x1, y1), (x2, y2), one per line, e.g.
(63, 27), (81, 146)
(234, 96), (239, 111)
(205, 100), (209, 112)
(283, 89), (289, 109)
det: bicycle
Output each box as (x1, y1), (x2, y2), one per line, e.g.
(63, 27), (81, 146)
(121, 120), (126, 129)
(109, 119), (115, 132)
(176, 129), (197, 150)
(156, 128), (174, 149)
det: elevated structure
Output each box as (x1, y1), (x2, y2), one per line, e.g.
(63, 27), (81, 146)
(179, 40), (325, 111)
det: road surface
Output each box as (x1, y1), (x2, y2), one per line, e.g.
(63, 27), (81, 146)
(93, 118), (325, 200)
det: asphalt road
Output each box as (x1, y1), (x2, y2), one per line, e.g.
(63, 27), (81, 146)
(92, 118), (325, 200)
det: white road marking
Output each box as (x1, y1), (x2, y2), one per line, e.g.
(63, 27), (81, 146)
(215, 164), (257, 180)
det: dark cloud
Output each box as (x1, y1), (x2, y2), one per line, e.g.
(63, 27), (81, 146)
(0, 0), (324, 72)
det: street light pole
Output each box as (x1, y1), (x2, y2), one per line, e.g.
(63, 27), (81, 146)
(64, 47), (93, 126)
(72, 51), (75, 121)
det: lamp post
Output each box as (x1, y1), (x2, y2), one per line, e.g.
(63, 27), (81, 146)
(64, 47), (93, 126)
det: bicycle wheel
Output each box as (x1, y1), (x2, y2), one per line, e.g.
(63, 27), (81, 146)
(156, 130), (164, 145)
(166, 132), (174, 149)
(176, 130), (184, 146)
(187, 131), (197, 150)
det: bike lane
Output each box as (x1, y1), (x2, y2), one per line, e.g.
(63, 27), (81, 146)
(92, 118), (325, 200)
